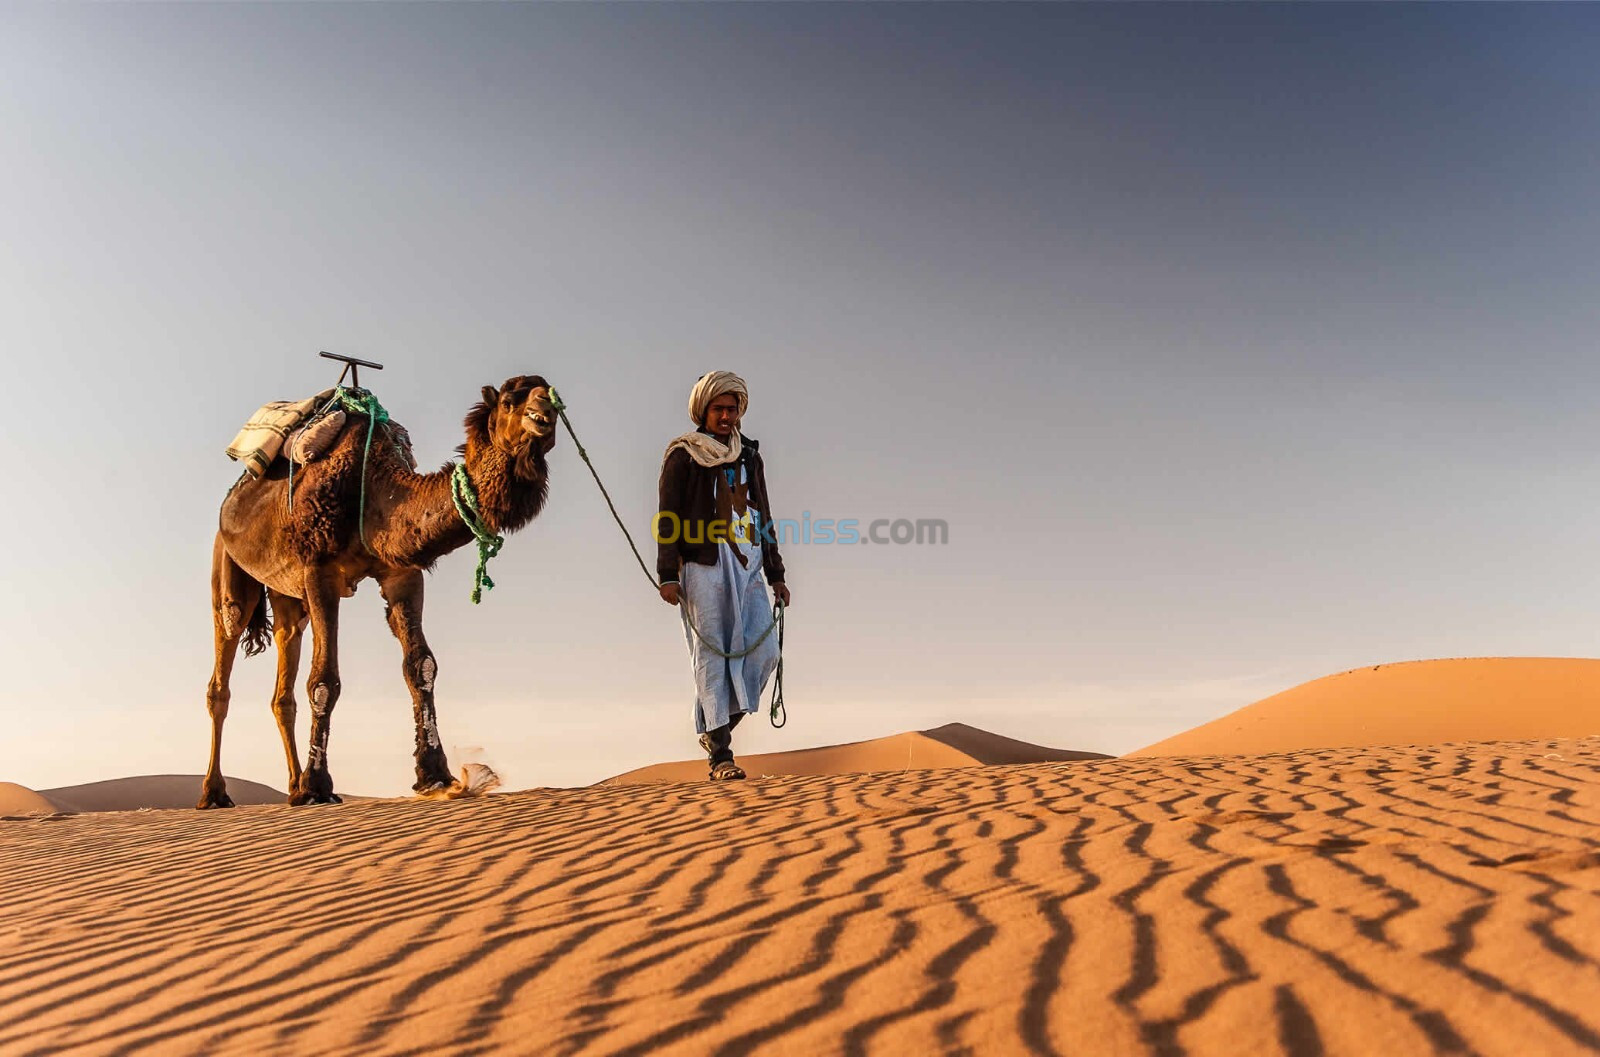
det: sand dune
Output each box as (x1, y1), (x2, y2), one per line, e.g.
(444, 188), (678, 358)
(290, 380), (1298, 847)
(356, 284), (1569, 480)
(604, 721), (1107, 784)
(1133, 656), (1600, 758)
(4, 737), (1597, 1054)
(0, 782), (69, 817)
(15, 775), (290, 814)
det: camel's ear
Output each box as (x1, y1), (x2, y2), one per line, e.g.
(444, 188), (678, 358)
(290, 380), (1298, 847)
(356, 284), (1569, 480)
(482, 385), (499, 406)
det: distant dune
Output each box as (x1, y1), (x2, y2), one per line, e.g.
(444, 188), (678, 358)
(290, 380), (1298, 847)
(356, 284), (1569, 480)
(603, 722), (1107, 785)
(0, 782), (69, 816)
(1132, 656), (1600, 757)
(1, 775), (290, 815)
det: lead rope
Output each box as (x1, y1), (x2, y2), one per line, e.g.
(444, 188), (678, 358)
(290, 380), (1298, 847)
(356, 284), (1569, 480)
(548, 387), (789, 727)
(450, 463), (504, 604)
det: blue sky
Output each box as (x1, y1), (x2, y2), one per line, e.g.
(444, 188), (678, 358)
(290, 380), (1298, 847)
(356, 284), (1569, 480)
(3, 4), (1599, 794)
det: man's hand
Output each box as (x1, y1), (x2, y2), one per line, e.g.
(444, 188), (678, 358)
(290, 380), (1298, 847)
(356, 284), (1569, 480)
(659, 583), (680, 606)
(773, 583), (792, 607)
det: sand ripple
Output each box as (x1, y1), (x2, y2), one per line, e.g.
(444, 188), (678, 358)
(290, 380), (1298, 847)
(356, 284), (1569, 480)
(3, 739), (1598, 1055)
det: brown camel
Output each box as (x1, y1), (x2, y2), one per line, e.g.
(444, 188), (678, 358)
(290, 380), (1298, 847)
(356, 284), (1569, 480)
(199, 376), (557, 809)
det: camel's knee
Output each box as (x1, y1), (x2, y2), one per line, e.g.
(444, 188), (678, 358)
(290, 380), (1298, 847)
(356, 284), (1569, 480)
(206, 683), (230, 720)
(410, 652), (438, 693)
(271, 693), (296, 724)
(308, 679), (340, 719)
(218, 601), (246, 640)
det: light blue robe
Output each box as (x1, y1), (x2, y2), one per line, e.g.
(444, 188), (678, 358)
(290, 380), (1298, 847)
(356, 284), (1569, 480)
(680, 461), (780, 734)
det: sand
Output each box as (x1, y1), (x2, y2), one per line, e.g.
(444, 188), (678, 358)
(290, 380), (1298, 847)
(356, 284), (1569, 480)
(1133, 657), (1600, 758)
(4, 736), (1598, 1055)
(605, 722), (1108, 784)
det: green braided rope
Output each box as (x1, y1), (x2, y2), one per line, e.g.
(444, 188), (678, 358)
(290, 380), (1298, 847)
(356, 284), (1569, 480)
(335, 387), (390, 554)
(450, 463), (505, 604)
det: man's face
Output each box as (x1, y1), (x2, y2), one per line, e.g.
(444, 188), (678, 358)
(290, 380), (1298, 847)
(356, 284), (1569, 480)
(704, 394), (741, 439)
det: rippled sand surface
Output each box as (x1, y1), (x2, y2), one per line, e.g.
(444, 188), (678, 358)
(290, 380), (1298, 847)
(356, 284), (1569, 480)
(5, 738), (1599, 1055)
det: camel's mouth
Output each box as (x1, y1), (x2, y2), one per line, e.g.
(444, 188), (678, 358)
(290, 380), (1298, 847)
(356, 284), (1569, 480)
(521, 385), (557, 437)
(523, 409), (555, 436)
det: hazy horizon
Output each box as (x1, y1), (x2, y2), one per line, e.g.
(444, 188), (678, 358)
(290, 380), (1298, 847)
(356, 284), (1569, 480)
(5, 3), (1600, 795)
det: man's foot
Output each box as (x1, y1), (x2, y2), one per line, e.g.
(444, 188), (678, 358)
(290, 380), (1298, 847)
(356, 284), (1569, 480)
(710, 760), (747, 781)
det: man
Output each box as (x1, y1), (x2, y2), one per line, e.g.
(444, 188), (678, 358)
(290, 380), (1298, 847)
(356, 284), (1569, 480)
(656, 371), (792, 780)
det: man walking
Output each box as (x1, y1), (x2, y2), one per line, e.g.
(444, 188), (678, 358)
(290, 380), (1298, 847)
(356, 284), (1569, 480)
(656, 371), (791, 780)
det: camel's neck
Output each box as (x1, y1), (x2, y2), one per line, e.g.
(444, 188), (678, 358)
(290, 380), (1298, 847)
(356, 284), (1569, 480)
(371, 441), (550, 570)
(370, 469), (476, 570)
(459, 438), (551, 535)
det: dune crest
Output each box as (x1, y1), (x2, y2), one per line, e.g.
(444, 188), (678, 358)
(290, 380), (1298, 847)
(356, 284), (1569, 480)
(603, 722), (1107, 784)
(1133, 656), (1600, 758)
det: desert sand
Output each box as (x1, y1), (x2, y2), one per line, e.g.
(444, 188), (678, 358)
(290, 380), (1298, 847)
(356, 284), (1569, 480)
(605, 721), (1108, 784)
(3, 739), (1597, 1054)
(6, 660), (1600, 1055)
(1133, 657), (1600, 758)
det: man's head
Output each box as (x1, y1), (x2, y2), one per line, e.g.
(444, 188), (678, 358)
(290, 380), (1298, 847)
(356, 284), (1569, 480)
(688, 371), (749, 439)
(702, 393), (741, 439)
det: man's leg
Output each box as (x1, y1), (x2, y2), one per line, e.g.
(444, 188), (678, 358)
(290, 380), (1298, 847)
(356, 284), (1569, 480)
(699, 711), (743, 764)
(699, 712), (745, 775)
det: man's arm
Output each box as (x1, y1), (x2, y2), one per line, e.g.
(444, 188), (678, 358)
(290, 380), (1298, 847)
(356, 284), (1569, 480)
(657, 448), (690, 590)
(750, 451), (787, 591)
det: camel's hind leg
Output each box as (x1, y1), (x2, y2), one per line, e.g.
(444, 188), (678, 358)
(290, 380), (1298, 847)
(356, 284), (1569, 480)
(380, 570), (454, 793)
(199, 535), (265, 810)
(292, 571), (344, 805)
(267, 590), (309, 798)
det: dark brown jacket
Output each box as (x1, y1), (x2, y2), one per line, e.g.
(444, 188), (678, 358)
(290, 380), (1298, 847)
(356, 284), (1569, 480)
(656, 433), (786, 586)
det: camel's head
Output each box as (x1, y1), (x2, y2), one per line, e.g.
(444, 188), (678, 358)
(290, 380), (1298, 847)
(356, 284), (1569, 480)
(471, 375), (558, 458)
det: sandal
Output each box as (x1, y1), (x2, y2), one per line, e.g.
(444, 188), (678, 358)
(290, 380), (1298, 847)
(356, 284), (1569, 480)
(710, 761), (747, 781)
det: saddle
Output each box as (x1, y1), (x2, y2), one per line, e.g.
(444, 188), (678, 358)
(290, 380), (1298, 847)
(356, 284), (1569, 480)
(227, 389), (416, 478)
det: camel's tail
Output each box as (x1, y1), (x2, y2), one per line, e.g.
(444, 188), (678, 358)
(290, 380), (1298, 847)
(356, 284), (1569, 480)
(242, 593), (272, 657)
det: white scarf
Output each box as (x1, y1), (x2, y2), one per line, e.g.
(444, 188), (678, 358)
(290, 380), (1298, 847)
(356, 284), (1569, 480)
(664, 428), (742, 469)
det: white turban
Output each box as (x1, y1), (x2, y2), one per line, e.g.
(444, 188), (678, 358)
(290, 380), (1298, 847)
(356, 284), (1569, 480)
(688, 370), (748, 427)
(666, 371), (749, 468)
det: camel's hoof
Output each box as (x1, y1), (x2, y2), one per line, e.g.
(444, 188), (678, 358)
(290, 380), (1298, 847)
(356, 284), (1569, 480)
(196, 792), (235, 810)
(289, 792), (343, 806)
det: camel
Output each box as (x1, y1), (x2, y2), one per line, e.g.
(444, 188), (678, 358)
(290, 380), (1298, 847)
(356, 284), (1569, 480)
(199, 375), (557, 809)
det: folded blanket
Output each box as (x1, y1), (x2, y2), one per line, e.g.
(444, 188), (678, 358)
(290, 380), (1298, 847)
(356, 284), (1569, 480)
(226, 388), (336, 477)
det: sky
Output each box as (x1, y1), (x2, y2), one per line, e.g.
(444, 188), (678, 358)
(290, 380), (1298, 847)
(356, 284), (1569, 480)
(3, 3), (1600, 796)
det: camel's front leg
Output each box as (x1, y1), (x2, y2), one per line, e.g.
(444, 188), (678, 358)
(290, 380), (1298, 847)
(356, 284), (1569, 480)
(380, 570), (455, 793)
(292, 572), (343, 805)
